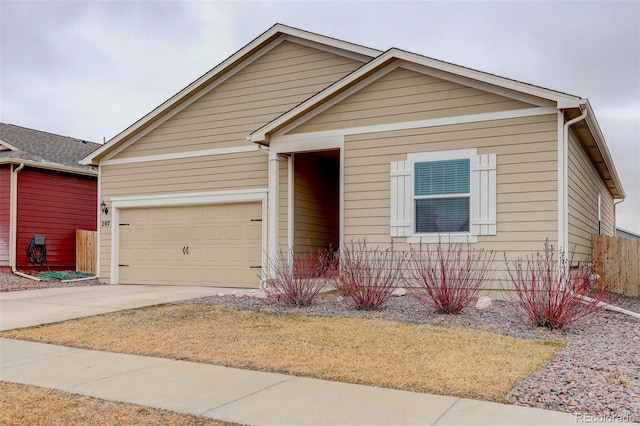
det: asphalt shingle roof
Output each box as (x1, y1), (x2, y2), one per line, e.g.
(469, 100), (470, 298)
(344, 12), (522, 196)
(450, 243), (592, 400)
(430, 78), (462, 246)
(0, 123), (100, 173)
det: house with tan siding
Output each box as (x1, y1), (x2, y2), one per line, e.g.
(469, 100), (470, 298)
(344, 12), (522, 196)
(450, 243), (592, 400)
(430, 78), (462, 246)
(82, 24), (625, 291)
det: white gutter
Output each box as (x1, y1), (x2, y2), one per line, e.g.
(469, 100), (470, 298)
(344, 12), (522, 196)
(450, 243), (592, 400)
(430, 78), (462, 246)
(9, 163), (41, 281)
(0, 158), (97, 177)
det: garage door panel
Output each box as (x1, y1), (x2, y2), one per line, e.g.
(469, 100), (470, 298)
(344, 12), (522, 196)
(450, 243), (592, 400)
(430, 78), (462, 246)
(203, 226), (223, 239)
(118, 202), (262, 287)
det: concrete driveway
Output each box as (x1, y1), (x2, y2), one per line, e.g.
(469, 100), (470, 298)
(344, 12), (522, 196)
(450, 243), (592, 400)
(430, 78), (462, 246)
(0, 285), (243, 331)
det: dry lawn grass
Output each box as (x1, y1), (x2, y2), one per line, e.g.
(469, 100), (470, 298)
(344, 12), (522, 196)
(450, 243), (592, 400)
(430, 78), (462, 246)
(1, 304), (565, 402)
(0, 381), (238, 426)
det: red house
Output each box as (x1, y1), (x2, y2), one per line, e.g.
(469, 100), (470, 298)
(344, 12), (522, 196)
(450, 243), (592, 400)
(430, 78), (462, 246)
(0, 123), (100, 273)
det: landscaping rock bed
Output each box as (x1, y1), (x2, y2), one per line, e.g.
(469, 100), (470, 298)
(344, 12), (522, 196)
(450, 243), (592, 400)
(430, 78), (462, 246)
(184, 291), (640, 422)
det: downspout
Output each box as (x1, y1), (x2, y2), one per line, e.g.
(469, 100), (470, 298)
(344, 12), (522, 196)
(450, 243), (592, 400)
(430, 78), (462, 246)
(613, 197), (626, 232)
(561, 103), (588, 260)
(561, 105), (639, 320)
(580, 293), (640, 320)
(9, 163), (41, 281)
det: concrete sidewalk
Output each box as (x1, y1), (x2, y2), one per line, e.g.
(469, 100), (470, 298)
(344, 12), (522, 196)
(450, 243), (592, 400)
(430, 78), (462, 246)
(0, 285), (580, 425)
(1, 338), (577, 425)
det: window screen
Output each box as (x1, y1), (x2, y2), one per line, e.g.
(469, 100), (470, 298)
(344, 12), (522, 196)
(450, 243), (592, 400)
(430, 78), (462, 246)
(414, 159), (470, 233)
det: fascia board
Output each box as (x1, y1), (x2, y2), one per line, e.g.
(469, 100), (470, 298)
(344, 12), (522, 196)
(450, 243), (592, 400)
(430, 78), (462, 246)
(82, 28), (284, 165)
(390, 49), (583, 107)
(251, 47), (584, 143)
(81, 24), (380, 166)
(276, 24), (381, 58)
(0, 158), (98, 177)
(583, 101), (626, 198)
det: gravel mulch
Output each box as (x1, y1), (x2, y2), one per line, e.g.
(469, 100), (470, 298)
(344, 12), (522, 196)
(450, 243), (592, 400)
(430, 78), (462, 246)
(183, 291), (640, 423)
(0, 272), (104, 292)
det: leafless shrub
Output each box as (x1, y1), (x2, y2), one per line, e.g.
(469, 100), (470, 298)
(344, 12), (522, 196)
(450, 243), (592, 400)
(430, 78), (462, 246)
(504, 240), (619, 330)
(333, 240), (404, 310)
(266, 245), (335, 307)
(405, 241), (495, 314)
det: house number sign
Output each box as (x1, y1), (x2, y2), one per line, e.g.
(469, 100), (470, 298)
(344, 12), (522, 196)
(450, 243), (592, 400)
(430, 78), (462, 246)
(101, 220), (111, 227)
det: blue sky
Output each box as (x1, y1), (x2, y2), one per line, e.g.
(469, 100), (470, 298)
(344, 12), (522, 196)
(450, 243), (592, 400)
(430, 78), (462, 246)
(1, 1), (638, 232)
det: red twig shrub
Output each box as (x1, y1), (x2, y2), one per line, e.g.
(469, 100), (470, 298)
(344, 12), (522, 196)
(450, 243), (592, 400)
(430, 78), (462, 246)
(334, 240), (403, 310)
(405, 241), (495, 314)
(266, 245), (334, 307)
(504, 240), (619, 330)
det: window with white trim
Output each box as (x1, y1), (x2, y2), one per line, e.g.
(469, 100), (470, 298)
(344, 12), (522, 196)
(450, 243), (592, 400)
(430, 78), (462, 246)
(390, 148), (496, 243)
(414, 158), (470, 233)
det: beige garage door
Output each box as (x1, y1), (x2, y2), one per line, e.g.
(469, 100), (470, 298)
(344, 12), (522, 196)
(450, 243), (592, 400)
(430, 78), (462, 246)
(118, 203), (262, 287)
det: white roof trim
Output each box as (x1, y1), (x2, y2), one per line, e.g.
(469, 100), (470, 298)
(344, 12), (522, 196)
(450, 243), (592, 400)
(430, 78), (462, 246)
(0, 158), (97, 177)
(101, 37), (284, 163)
(392, 49), (583, 108)
(250, 48), (584, 143)
(0, 139), (19, 151)
(274, 106), (558, 143)
(101, 144), (262, 166)
(81, 23), (381, 165)
(278, 29), (380, 60)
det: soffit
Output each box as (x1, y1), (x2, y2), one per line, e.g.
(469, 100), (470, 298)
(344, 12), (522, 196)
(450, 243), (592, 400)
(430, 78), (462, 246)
(566, 108), (624, 199)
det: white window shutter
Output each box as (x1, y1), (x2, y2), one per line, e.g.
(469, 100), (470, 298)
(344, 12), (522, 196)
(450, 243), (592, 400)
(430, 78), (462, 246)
(471, 154), (497, 235)
(390, 160), (412, 237)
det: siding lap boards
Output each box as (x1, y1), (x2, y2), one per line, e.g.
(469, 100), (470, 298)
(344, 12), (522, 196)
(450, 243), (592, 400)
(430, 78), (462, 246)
(100, 40), (365, 283)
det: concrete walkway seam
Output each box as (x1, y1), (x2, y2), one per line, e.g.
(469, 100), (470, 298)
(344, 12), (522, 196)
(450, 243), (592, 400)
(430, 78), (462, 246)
(200, 377), (296, 417)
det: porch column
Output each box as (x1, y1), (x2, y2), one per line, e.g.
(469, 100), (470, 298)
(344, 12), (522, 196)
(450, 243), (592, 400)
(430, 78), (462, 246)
(267, 154), (281, 278)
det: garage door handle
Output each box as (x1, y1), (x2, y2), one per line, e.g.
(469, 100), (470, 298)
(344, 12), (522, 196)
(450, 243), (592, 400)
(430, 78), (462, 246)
(250, 266), (262, 269)
(119, 264), (129, 267)
(183, 246), (189, 255)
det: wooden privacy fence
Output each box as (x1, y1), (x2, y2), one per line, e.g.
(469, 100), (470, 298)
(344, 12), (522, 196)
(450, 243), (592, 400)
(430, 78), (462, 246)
(76, 229), (97, 274)
(592, 234), (640, 297)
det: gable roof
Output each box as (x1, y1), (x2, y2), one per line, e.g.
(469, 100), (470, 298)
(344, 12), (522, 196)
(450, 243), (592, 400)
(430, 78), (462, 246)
(80, 24), (624, 199)
(249, 47), (624, 199)
(81, 23), (381, 166)
(0, 123), (99, 176)
(250, 47), (584, 142)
